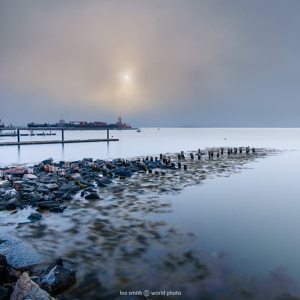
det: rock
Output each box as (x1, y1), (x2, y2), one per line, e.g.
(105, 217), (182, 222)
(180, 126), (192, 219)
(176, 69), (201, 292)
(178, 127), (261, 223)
(45, 184), (59, 191)
(85, 193), (100, 200)
(0, 286), (11, 300)
(23, 174), (38, 180)
(61, 194), (72, 201)
(29, 193), (42, 203)
(38, 202), (60, 209)
(0, 253), (7, 266)
(0, 266), (7, 284)
(0, 202), (7, 211)
(28, 212), (43, 221)
(45, 257), (63, 275)
(49, 207), (64, 213)
(40, 265), (76, 296)
(0, 181), (11, 188)
(4, 167), (28, 175)
(96, 177), (113, 187)
(43, 158), (53, 165)
(6, 266), (22, 283)
(3, 190), (20, 201)
(10, 273), (55, 300)
(6, 198), (21, 210)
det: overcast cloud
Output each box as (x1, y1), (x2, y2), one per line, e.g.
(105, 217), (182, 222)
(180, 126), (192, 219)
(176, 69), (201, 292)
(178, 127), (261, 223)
(0, 0), (299, 127)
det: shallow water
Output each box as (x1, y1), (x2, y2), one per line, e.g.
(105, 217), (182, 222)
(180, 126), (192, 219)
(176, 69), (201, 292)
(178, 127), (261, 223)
(0, 128), (300, 299)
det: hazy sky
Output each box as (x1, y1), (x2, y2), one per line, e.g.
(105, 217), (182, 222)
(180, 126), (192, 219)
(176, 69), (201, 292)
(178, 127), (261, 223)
(0, 0), (299, 127)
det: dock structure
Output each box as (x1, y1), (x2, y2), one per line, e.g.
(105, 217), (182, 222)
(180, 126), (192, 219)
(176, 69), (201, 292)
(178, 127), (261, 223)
(0, 126), (133, 146)
(0, 138), (119, 146)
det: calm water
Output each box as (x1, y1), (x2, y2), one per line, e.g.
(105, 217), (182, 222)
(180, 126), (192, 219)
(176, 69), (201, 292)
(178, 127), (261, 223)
(1, 128), (300, 299)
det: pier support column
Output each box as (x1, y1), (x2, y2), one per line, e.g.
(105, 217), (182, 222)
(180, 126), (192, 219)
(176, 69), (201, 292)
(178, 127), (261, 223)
(62, 129), (64, 141)
(107, 129), (109, 140)
(17, 129), (20, 143)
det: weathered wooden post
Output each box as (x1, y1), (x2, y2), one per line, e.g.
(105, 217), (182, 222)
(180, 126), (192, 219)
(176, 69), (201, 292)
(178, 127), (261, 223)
(62, 129), (64, 141)
(184, 164), (188, 170)
(160, 153), (163, 159)
(252, 147), (255, 153)
(17, 129), (20, 143)
(211, 150), (214, 157)
(149, 169), (152, 174)
(178, 154), (181, 159)
(208, 150), (211, 158)
(217, 150), (219, 157)
(178, 162), (181, 169)
(239, 147), (242, 153)
(221, 147), (224, 155)
(228, 148), (230, 155)
(155, 157), (158, 161)
(190, 153), (194, 159)
(107, 129), (109, 140)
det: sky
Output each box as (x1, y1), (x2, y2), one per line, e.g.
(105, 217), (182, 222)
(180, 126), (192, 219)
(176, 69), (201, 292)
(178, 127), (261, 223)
(0, 0), (299, 127)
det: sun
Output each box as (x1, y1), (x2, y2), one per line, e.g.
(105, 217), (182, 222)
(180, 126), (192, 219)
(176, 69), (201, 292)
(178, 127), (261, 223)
(124, 74), (131, 81)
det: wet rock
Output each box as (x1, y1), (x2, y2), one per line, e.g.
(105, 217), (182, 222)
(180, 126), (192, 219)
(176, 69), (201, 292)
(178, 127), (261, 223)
(28, 212), (43, 221)
(29, 193), (42, 203)
(45, 184), (59, 191)
(6, 266), (22, 283)
(23, 174), (38, 180)
(0, 286), (11, 300)
(3, 190), (20, 201)
(40, 265), (76, 296)
(38, 201), (60, 209)
(10, 273), (55, 300)
(0, 253), (7, 267)
(96, 177), (113, 187)
(4, 167), (27, 175)
(43, 158), (53, 165)
(6, 198), (21, 210)
(49, 207), (64, 213)
(45, 257), (63, 275)
(61, 193), (72, 201)
(85, 193), (100, 200)
(0, 181), (11, 188)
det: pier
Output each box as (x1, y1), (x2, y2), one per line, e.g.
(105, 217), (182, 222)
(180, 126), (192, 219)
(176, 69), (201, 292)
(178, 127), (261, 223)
(0, 126), (132, 146)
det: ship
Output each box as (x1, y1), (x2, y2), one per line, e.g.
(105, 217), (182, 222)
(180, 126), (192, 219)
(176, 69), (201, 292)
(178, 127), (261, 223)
(27, 117), (132, 129)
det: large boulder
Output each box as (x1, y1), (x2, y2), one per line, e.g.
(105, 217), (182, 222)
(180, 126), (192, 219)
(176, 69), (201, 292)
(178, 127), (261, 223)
(40, 265), (76, 296)
(10, 273), (55, 300)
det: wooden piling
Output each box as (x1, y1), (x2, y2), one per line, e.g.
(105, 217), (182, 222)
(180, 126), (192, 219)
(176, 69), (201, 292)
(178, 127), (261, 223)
(184, 165), (188, 170)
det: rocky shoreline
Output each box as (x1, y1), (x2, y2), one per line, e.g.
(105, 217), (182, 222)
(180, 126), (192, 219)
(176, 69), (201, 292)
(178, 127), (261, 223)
(0, 148), (281, 299)
(0, 252), (75, 300)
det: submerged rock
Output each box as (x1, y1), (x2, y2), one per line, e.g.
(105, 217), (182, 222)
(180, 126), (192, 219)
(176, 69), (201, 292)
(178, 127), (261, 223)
(28, 212), (43, 221)
(40, 265), (76, 296)
(10, 273), (55, 300)
(85, 193), (100, 200)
